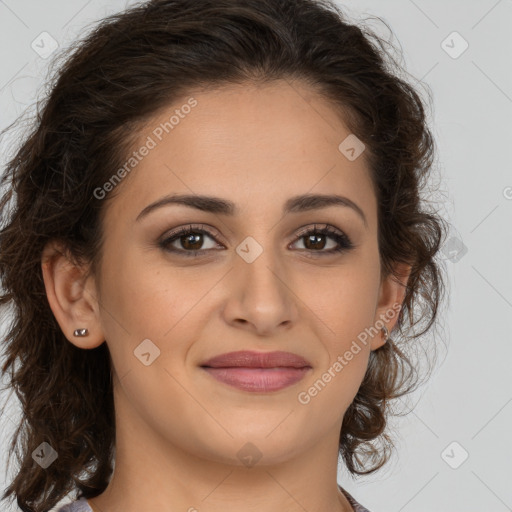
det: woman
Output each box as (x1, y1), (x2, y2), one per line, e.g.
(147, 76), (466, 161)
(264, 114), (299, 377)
(0, 0), (447, 511)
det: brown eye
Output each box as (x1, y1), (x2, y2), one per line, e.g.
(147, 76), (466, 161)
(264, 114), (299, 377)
(159, 226), (222, 256)
(159, 223), (354, 258)
(290, 225), (354, 255)
(179, 232), (204, 250)
(302, 233), (329, 250)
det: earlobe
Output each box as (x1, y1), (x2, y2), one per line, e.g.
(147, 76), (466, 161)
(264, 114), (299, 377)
(371, 262), (412, 351)
(41, 241), (105, 349)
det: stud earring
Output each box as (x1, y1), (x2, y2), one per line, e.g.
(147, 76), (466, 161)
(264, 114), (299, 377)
(73, 328), (89, 337)
(381, 325), (389, 342)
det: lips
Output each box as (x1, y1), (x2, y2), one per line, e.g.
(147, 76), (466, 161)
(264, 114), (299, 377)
(200, 350), (312, 392)
(201, 350), (312, 369)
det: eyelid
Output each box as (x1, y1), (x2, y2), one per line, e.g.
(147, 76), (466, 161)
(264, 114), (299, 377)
(293, 223), (340, 239)
(159, 223), (226, 246)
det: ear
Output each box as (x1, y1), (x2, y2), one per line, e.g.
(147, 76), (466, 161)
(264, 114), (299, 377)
(371, 261), (412, 351)
(41, 240), (105, 349)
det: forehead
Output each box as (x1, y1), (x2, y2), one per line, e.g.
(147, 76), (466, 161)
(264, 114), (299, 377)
(102, 80), (377, 227)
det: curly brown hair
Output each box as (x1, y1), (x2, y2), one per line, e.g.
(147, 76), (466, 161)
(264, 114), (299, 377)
(0, 0), (449, 510)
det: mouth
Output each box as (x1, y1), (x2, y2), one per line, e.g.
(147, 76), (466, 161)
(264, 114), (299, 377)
(200, 350), (312, 392)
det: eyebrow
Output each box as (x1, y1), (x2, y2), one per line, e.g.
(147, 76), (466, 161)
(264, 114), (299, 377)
(135, 193), (367, 227)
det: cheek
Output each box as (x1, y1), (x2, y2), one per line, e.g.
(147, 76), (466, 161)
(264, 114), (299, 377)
(296, 269), (377, 419)
(98, 243), (189, 334)
(96, 244), (214, 376)
(305, 258), (380, 353)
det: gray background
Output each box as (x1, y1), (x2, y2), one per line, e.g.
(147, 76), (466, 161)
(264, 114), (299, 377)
(0, 1), (511, 511)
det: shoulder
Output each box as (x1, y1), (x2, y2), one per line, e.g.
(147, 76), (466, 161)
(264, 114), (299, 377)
(53, 497), (92, 512)
(339, 485), (372, 512)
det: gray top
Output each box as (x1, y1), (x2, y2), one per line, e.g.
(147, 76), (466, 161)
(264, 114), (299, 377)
(55, 486), (370, 512)
(54, 497), (91, 512)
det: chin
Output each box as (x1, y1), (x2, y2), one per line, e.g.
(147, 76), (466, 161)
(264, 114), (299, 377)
(188, 432), (301, 468)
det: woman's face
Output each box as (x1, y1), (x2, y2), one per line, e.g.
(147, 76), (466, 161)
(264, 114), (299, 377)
(61, 80), (405, 467)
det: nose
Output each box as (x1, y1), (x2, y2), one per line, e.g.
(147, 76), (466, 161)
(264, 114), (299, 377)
(221, 242), (300, 336)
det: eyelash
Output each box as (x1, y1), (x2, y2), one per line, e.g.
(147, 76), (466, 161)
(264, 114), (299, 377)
(158, 223), (354, 258)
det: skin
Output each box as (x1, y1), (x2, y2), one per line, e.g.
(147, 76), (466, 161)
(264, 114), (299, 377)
(42, 79), (411, 512)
